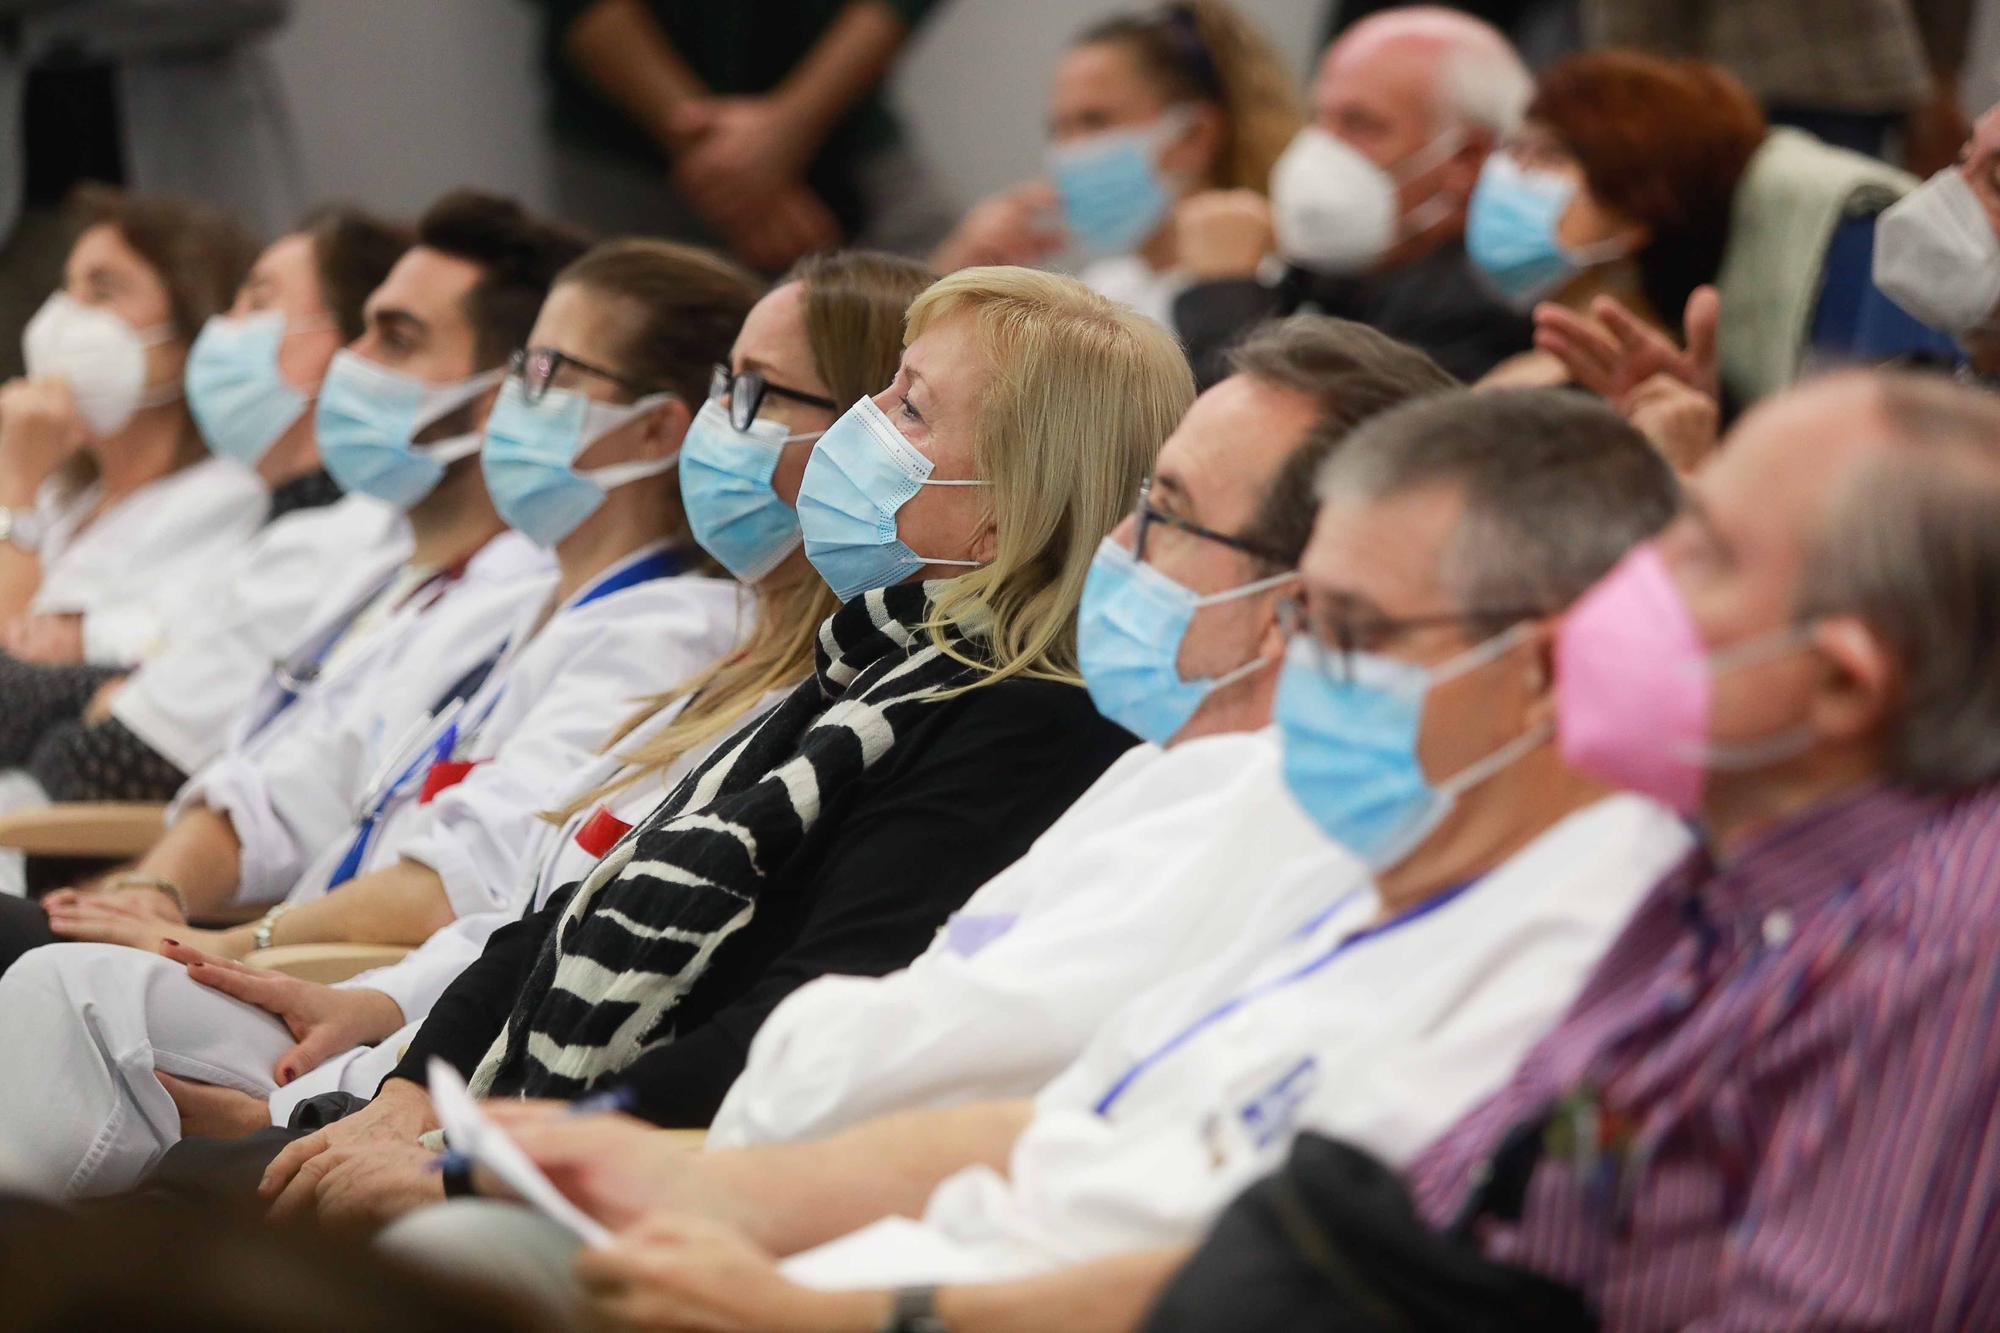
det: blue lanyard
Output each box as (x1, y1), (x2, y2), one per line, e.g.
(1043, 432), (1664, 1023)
(569, 545), (691, 609)
(320, 545), (688, 892)
(1091, 877), (1482, 1116)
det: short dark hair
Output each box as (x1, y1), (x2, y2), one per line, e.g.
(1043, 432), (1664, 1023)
(301, 205), (414, 342)
(1318, 387), (1681, 615)
(70, 184), (258, 342)
(555, 238), (765, 407)
(414, 189), (592, 370)
(1801, 372), (2000, 792)
(1225, 315), (1460, 570)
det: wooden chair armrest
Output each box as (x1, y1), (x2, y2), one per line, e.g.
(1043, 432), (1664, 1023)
(246, 943), (412, 984)
(0, 802), (167, 857)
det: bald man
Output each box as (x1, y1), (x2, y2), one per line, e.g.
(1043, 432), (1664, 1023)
(1173, 7), (1537, 386)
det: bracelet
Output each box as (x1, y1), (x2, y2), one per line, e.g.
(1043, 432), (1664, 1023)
(251, 901), (295, 953)
(105, 874), (188, 921)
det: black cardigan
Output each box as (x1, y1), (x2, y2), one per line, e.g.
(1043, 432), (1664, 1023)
(390, 676), (1135, 1126)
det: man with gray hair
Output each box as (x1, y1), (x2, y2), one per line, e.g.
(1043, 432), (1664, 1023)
(1392, 369), (2000, 1330)
(399, 389), (1690, 1330)
(1172, 7), (1537, 386)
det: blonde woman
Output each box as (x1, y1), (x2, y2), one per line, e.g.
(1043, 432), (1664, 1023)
(235, 266), (1191, 1226)
(933, 1), (1302, 325)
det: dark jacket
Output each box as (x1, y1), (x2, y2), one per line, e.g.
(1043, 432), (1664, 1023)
(1174, 240), (1533, 388)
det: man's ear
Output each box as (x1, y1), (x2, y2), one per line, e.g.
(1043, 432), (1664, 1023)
(1519, 617), (1559, 730)
(1807, 614), (1897, 747)
(1255, 589), (1292, 667)
(644, 396), (694, 459)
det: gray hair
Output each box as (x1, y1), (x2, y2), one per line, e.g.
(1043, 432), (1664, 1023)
(1342, 7), (1533, 138)
(1800, 372), (2000, 792)
(1226, 316), (1459, 571)
(1315, 387), (1680, 615)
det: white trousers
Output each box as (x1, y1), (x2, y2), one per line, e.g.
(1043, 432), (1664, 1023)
(0, 943), (292, 1197)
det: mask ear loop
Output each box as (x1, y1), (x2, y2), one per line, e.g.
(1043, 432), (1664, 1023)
(1189, 569), (1301, 691)
(1391, 125), (1470, 238)
(1669, 623), (1820, 769)
(410, 367), (508, 464)
(1426, 620), (1554, 800)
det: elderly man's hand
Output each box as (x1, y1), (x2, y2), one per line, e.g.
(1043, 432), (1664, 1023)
(576, 1211), (883, 1333)
(261, 1076), (439, 1220)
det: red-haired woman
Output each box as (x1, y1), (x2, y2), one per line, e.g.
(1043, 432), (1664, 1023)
(1467, 51), (1765, 391)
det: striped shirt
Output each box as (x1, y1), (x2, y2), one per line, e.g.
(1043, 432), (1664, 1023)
(1408, 783), (2000, 1331)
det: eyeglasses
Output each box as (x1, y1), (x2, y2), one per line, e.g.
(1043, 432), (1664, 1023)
(1132, 478), (1291, 566)
(1276, 593), (1545, 683)
(710, 364), (838, 432)
(510, 346), (654, 405)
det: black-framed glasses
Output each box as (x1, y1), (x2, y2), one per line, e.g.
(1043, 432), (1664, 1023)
(1276, 593), (1546, 683)
(710, 364), (838, 432)
(510, 346), (654, 405)
(1132, 478), (1291, 566)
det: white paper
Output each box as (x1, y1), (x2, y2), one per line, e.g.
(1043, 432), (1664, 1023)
(426, 1058), (614, 1249)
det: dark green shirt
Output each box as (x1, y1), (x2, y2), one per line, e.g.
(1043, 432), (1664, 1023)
(531, 0), (942, 234)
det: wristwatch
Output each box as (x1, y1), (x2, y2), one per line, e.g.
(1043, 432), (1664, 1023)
(878, 1287), (949, 1333)
(0, 507), (42, 552)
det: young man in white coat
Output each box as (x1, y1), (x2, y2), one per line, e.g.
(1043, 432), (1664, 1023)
(386, 386), (1691, 1330)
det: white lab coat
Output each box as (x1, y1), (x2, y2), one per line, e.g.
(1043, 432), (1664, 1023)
(178, 533), (555, 907)
(276, 545), (745, 917)
(31, 456), (269, 664)
(110, 494), (410, 774)
(0, 687), (786, 1195)
(783, 795), (1692, 1288)
(709, 729), (1348, 1148)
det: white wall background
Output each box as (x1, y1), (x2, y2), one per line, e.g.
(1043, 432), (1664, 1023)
(264, 0), (1330, 226)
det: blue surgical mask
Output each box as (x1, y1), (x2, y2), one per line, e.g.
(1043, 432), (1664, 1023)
(796, 395), (988, 602)
(1465, 154), (1624, 310)
(482, 376), (677, 548)
(1274, 625), (1545, 869)
(681, 397), (819, 581)
(186, 311), (319, 468)
(315, 350), (501, 508)
(1077, 537), (1295, 744)
(1047, 109), (1189, 254)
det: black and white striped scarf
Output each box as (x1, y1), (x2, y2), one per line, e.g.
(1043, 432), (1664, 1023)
(468, 580), (984, 1099)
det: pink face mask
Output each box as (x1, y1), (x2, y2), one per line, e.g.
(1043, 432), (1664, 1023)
(1554, 545), (1713, 814)
(1556, 544), (1818, 815)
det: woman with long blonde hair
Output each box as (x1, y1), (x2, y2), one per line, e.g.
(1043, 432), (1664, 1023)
(933, 0), (1304, 326)
(251, 266), (1193, 1223)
